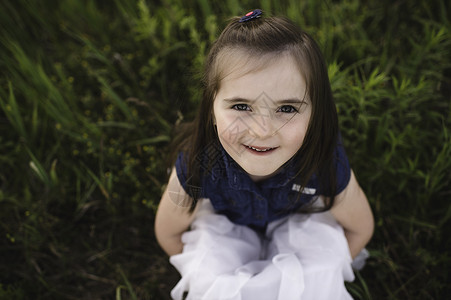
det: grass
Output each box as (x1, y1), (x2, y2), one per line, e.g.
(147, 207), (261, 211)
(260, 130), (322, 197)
(0, 0), (450, 299)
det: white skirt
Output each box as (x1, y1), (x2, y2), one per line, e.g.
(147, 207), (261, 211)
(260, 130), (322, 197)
(170, 199), (366, 300)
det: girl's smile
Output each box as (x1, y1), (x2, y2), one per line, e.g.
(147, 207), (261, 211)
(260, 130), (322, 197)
(213, 52), (311, 181)
(243, 144), (278, 155)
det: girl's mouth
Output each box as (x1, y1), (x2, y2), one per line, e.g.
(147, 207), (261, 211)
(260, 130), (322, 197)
(244, 145), (277, 153)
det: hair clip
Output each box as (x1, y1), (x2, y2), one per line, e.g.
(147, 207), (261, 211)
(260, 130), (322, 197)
(239, 9), (262, 23)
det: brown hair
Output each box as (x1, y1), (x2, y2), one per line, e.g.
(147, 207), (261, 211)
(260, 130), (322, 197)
(174, 12), (339, 212)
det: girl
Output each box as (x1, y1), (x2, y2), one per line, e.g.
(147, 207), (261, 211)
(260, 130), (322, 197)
(155, 9), (374, 300)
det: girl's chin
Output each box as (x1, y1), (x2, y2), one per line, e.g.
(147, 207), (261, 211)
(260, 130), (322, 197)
(244, 168), (280, 182)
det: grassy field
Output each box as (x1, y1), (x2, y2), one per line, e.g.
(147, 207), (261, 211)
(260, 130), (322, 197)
(0, 0), (450, 299)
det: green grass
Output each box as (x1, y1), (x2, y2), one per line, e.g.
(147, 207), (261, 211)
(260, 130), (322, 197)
(0, 0), (450, 299)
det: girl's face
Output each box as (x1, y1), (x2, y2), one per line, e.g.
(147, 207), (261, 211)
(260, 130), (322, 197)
(213, 54), (311, 181)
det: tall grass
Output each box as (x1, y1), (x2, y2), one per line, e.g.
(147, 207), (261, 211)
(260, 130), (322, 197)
(0, 0), (450, 299)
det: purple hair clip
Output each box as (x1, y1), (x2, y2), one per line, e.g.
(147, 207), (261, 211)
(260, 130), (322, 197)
(239, 9), (262, 23)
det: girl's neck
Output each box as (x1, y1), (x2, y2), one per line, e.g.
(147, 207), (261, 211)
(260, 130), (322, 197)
(248, 173), (276, 182)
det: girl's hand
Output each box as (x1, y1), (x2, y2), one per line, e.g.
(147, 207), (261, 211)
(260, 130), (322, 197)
(330, 170), (374, 259)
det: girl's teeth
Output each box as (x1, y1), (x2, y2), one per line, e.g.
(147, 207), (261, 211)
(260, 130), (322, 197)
(248, 146), (273, 152)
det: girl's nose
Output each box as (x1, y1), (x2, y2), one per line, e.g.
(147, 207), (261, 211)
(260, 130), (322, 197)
(248, 114), (275, 139)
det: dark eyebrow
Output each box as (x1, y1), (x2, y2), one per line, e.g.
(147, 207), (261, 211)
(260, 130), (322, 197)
(223, 97), (305, 104)
(223, 97), (252, 104)
(276, 99), (305, 104)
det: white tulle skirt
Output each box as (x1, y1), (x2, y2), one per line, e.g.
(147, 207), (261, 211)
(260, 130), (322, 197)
(170, 199), (366, 300)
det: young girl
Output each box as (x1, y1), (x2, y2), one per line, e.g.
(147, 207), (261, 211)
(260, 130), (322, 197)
(155, 9), (374, 300)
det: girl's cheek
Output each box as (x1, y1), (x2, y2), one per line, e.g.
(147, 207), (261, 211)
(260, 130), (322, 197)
(217, 112), (249, 143)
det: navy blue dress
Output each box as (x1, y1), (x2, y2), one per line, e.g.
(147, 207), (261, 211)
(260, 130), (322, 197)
(176, 141), (351, 230)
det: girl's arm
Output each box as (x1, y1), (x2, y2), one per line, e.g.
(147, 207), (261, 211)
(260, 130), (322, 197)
(330, 170), (374, 259)
(155, 167), (199, 256)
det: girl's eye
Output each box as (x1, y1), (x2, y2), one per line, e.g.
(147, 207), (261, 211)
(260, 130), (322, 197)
(277, 105), (299, 113)
(232, 104), (251, 111)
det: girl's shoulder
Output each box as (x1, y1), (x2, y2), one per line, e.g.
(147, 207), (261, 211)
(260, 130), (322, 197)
(333, 139), (351, 195)
(174, 142), (228, 197)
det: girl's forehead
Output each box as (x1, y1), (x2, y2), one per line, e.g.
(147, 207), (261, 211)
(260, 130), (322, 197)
(215, 52), (309, 103)
(215, 48), (304, 82)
